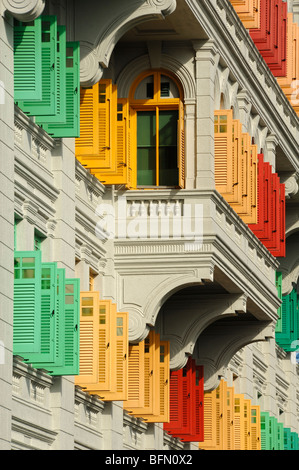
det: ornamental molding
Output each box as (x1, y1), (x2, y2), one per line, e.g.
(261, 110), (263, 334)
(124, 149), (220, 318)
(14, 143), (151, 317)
(74, 0), (177, 87)
(195, 321), (274, 392)
(116, 52), (196, 101)
(2, 0), (45, 21)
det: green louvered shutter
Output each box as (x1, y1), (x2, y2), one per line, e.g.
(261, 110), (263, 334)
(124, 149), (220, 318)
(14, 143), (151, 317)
(18, 16), (57, 116)
(49, 278), (80, 376)
(260, 412), (271, 450)
(14, 17), (42, 102)
(276, 423), (284, 450)
(284, 428), (292, 450)
(28, 262), (57, 368)
(35, 25), (66, 127)
(31, 266), (66, 374)
(13, 251), (42, 355)
(275, 272), (283, 333)
(42, 41), (80, 137)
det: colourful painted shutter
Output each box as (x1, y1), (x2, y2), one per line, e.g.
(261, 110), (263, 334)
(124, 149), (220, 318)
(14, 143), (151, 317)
(35, 25), (66, 127)
(28, 262), (57, 366)
(75, 292), (100, 386)
(100, 311), (129, 401)
(199, 388), (217, 449)
(92, 98), (130, 185)
(137, 339), (170, 423)
(129, 330), (157, 418)
(14, 17), (42, 102)
(123, 341), (145, 410)
(275, 272), (283, 333)
(164, 368), (184, 432)
(49, 278), (80, 376)
(13, 251), (42, 355)
(178, 100), (185, 189)
(284, 427), (292, 450)
(18, 16), (58, 116)
(231, 0), (260, 29)
(76, 84), (99, 156)
(214, 110), (234, 196)
(250, 405), (261, 450)
(234, 395), (245, 450)
(42, 42), (80, 137)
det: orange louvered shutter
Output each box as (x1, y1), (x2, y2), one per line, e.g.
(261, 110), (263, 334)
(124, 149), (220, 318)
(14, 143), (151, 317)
(231, 0), (260, 29)
(225, 386), (235, 450)
(75, 292), (100, 386)
(244, 399), (251, 450)
(100, 310), (128, 401)
(123, 341), (145, 411)
(250, 405), (261, 450)
(234, 395), (245, 450)
(277, 15), (299, 92)
(214, 110), (234, 195)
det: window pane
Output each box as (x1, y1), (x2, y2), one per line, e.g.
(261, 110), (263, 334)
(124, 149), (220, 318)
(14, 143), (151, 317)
(65, 284), (74, 294)
(134, 75), (154, 99)
(159, 110), (178, 186)
(137, 111), (156, 186)
(160, 75), (180, 99)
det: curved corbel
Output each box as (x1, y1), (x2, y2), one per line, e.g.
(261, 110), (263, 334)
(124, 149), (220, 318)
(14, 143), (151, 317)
(2, 0), (45, 22)
(194, 320), (274, 392)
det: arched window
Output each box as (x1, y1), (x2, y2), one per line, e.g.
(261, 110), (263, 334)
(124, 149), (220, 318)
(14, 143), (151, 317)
(129, 70), (185, 188)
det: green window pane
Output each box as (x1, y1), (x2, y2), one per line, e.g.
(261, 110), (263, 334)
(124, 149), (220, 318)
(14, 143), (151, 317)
(116, 327), (123, 336)
(137, 111), (156, 186)
(159, 110), (178, 186)
(117, 317), (123, 327)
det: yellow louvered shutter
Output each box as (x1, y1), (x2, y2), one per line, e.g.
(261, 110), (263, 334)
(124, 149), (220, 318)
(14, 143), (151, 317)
(123, 341), (145, 411)
(178, 100), (185, 189)
(97, 299), (112, 391)
(139, 339), (170, 423)
(75, 292), (100, 386)
(127, 107), (137, 189)
(75, 85), (99, 158)
(92, 98), (130, 185)
(97, 80), (113, 170)
(199, 389), (217, 450)
(75, 80), (113, 173)
(100, 310), (128, 401)
(129, 330), (157, 418)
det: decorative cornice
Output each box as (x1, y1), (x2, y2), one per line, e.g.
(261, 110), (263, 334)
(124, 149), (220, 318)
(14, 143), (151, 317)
(2, 0), (45, 22)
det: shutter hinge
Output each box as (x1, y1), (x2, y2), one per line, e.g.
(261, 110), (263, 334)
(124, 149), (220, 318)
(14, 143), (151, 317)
(51, 310), (55, 317)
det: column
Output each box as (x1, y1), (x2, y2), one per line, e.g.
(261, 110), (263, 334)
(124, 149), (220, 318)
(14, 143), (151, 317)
(193, 39), (219, 190)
